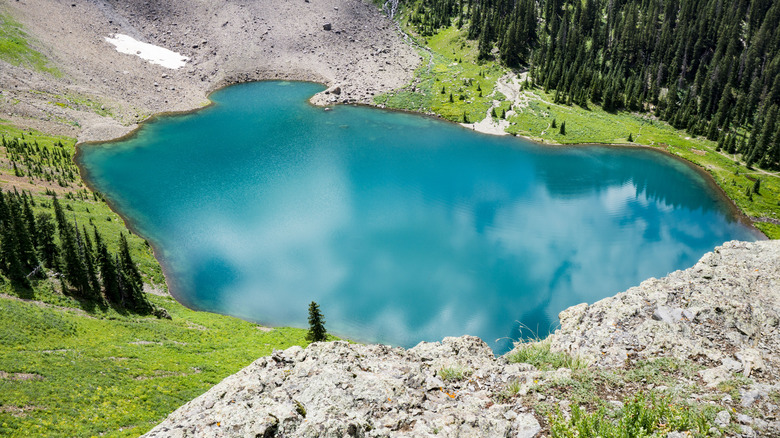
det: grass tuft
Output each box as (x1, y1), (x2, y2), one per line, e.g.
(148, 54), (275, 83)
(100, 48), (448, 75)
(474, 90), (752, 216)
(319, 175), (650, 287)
(438, 363), (472, 381)
(506, 339), (588, 371)
(496, 378), (523, 401)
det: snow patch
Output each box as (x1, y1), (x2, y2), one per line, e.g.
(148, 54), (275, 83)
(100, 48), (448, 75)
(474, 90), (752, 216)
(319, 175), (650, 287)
(105, 34), (188, 69)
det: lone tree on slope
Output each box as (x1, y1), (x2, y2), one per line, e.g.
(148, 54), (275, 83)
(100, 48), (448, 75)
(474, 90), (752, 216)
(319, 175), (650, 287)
(307, 301), (327, 342)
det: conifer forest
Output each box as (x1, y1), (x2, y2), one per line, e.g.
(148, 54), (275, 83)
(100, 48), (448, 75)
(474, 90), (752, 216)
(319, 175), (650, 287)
(407, 0), (780, 169)
(0, 187), (155, 315)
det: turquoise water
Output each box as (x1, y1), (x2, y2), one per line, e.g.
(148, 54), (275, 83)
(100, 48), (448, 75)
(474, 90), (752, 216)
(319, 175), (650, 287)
(79, 81), (760, 352)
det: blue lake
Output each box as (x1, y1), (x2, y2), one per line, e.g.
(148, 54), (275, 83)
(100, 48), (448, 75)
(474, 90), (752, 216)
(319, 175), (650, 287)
(79, 81), (761, 352)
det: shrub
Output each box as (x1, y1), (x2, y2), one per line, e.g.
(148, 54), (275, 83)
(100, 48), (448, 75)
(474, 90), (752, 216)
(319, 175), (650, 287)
(549, 392), (715, 438)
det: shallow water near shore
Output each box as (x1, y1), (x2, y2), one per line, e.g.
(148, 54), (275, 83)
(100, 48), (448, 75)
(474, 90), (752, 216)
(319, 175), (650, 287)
(79, 81), (760, 353)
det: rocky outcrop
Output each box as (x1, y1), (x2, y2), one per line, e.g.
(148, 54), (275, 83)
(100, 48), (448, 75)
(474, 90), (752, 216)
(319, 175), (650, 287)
(143, 336), (544, 437)
(309, 84), (343, 106)
(144, 240), (780, 437)
(548, 240), (780, 378)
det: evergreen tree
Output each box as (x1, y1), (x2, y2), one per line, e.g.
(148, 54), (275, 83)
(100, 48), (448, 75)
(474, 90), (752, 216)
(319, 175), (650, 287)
(0, 214), (27, 285)
(559, 121), (566, 135)
(96, 233), (121, 305)
(81, 226), (101, 299)
(0, 191), (9, 229)
(11, 198), (38, 271)
(58, 213), (90, 298)
(306, 301), (327, 342)
(52, 195), (68, 236)
(35, 212), (58, 269)
(22, 195), (38, 249)
(117, 233), (152, 313)
(118, 234), (143, 293)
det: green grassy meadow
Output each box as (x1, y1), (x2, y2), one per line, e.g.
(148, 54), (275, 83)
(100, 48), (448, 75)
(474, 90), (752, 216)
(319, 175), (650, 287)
(374, 25), (506, 124)
(0, 13), (60, 76)
(0, 294), (311, 437)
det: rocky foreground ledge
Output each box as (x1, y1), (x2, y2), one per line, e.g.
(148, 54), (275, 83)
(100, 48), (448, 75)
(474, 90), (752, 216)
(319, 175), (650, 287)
(144, 240), (780, 437)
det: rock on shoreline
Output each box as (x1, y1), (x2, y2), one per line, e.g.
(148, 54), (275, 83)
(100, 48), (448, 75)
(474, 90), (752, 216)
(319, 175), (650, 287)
(143, 240), (780, 437)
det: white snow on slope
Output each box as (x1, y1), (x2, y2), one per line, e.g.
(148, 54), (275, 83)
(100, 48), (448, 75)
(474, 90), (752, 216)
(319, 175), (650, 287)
(105, 34), (189, 69)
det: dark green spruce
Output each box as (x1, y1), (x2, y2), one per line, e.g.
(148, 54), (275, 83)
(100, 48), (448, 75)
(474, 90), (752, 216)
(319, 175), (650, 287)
(0, 189), (155, 315)
(407, 0), (780, 169)
(306, 301), (327, 343)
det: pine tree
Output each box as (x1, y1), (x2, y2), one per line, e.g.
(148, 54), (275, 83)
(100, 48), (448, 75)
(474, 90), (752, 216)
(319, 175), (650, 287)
(117, 233), (152, 313)
(81, 225), (101, 299)
(35, 212), (58, 269)
(118, 234), (143, 293)
(753, 178), (761, 195)
(52, 195), (68, 233)
(7, 194), (38, 273)
(0, 203), (27, 285)
(0, 191), (9, 229)
(22, 195), (38, 249)
(96, 233), (121, 305)
(306, 301), (327, 342)
(628, 133), (633, 142)
(477, 27), (491, 60)
(560, 121), (566, 135)
(58, 212), (90, 298)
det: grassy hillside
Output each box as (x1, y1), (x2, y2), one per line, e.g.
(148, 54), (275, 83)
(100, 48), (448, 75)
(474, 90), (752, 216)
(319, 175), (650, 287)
(0, 295), (310, 437)
(0, 122), (315, 437)
(0, 13), (60, 76)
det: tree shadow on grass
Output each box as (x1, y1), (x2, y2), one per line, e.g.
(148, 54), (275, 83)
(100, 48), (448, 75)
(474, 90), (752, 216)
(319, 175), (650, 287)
(8, 279), (35, 300)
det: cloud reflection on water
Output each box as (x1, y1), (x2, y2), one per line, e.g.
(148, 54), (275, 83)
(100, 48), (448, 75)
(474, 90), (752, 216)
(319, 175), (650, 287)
(80, 82), (760, 353)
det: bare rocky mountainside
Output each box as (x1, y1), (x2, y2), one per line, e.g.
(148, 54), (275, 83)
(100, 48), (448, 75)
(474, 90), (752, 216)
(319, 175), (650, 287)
(144, 241), (780, 437)
(1, 0), (421, 142)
